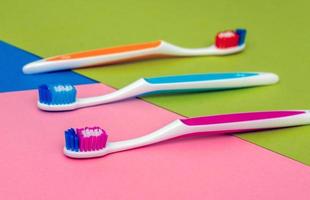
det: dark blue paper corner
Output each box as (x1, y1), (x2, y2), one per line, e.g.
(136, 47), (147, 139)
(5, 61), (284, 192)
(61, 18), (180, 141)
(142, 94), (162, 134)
(0, 41), (97, 92)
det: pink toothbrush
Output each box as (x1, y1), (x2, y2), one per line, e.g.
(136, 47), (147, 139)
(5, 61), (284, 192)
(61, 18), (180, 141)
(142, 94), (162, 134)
(64, 110), (310, 158)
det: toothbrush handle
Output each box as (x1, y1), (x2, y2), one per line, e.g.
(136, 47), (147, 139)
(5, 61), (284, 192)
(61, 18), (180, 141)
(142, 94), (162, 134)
(110, 110), (310, 153)
(78, 72), (278, 108)
(179, 110), (310, 136)
(143, 72), (278, 93)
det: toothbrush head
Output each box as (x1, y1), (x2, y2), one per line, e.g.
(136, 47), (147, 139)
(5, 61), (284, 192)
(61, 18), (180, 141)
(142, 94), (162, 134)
(37, 84), (78, 111)
(64, 127), (109, 158)
(215, 28), (247, 48)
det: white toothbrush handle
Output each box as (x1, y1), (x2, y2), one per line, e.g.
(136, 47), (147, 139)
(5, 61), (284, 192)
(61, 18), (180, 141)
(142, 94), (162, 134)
(77, 72), (279, 108)
(109, 110), (310, 152)
(23, 41), (245, 74)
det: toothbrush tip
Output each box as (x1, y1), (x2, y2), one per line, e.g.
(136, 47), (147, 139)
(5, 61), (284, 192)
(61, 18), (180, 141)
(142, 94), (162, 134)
(22, 63), (32, 74)
(38, 84), (77, 106)
(64, 127), (108, 152)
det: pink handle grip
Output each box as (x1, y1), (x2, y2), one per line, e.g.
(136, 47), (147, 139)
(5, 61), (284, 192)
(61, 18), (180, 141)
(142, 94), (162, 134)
(180, 111), (305, 126)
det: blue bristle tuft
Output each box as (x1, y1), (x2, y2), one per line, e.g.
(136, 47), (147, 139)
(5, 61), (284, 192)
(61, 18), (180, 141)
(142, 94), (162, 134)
(64, 128), (80, 151)
(74, 133), (79, 152)
(38, 85), (51, 104)
(65, 131), (70, 150)
(69, 131), (74, 150)
(236, 29), (247, 45)
(38, 84), (77, 105)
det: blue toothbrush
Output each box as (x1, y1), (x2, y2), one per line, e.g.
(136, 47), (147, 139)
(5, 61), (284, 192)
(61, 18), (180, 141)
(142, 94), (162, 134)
(38, 72), (279, 111)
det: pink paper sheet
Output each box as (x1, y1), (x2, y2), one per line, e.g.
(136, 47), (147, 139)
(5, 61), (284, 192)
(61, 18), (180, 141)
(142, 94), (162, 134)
(0, 83), (309, 200)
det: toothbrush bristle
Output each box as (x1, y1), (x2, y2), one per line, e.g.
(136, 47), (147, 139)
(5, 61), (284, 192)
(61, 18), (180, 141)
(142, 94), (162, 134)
(38, 84), (77, 105)
(235, 28), (247, 46)
(65, 127), (108, 152)
(215, 28), (247, 48)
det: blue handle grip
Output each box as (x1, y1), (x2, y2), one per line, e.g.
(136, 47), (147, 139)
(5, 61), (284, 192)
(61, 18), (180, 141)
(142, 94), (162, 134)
(144, 72), (258, 84)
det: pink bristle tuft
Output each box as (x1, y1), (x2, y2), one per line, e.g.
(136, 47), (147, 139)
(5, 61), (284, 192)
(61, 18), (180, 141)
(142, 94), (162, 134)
(77, 128), (84, 152)
(75, 126), (108, 152)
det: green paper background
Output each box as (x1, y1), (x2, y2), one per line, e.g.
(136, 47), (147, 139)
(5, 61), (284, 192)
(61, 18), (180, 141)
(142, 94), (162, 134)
(1, 0), (310, 165)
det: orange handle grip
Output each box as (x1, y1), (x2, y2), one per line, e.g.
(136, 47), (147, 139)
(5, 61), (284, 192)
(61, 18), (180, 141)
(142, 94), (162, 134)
(47, 41), (162, 61)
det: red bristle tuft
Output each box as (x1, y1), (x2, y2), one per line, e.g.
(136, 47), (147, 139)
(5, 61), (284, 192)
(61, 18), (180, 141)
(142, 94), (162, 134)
(215, 30), (239, 48)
